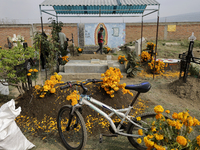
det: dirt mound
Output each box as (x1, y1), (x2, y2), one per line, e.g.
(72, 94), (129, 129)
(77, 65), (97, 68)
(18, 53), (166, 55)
(16, 82), (145, 122)
(169, 77), (200, 101)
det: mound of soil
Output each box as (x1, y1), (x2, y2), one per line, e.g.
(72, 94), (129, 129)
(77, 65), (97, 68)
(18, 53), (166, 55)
(16, 82), (145, 122)
(169, 77), (200, 101)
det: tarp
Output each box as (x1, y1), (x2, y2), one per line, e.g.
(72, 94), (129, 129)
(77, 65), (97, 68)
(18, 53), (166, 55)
(0, 99), (35, 150)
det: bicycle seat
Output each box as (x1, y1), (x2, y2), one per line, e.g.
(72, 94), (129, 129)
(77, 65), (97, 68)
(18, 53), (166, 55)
(125, 82), (151, 93)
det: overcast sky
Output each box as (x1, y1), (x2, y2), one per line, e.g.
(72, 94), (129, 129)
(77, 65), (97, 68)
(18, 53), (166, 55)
(0, 0), (200, 24)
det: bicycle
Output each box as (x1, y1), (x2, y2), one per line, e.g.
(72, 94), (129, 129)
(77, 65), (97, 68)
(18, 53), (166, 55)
(57, 79), (159, 150)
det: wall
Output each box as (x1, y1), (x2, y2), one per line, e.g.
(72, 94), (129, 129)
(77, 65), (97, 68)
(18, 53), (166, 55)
(126, 22), (200, 42)
(84, 23), (125, 48)
(0, 22), (200, 49)
(0, 23), (78, 49)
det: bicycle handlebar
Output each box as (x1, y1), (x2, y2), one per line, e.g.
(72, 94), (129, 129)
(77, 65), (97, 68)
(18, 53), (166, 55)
(60, 79), (103, 90)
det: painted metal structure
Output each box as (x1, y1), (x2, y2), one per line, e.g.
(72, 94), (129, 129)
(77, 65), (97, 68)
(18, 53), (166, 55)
(39, 0), (160, 78)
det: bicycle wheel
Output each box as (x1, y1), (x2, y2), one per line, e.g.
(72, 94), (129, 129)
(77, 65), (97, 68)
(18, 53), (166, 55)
(57, 105), (87, 150)
(127, 112), (157, 150)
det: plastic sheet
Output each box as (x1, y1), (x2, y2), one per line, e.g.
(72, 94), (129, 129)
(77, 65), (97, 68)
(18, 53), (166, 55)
(0, 99), (35, 150)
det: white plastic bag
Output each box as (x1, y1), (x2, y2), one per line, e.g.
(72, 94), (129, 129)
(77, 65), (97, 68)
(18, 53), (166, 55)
(0, 99), (35, 150)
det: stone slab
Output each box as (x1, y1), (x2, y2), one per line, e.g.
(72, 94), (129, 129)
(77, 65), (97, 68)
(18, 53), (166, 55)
(165, 42), (181, 46)
(91, 59), (100, 64)
(64, 63), (108, 73)
(58, 72), (127, 81)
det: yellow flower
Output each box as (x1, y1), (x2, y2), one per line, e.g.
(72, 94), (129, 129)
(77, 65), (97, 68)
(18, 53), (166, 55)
(35, 85), (41, 90)
(154, 105), (164, 114)
(154, 133), (164, 141)
(50, 88), (56, 93)
(172, 112), (178, 119)
(165, 110), (170, 114)
(176, 136), (187, 146)
(138, 129), (143, 135)
(27, 73), (31, 76)
(136, 117), (141, 121)
(33, 69), (38, 72)
(155, 113), (164, 120)
(196, 135), (200, 146)
(137, 138), (142, 144)
(28, 69), (33, 72)
(40, 94), (45, 98)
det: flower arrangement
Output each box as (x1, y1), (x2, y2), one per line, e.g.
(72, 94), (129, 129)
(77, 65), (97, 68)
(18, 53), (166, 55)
(35, 72), (63, 98)
(137, 105), (200, 150)
(103, 46), (111, 54)
(148, 59), (167, 74)
(27, 69), (39, 85)
(101, 67), (133, 98)
(140, 51), (151, 62)
(118, 55), (127, 64)
(77, 47), (83, 53)
(66, 90), (81, 106)
(61, 56), (69, 65)
(146, 42), (156, 51)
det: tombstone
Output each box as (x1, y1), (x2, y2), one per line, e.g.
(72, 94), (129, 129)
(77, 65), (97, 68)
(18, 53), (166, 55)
(135, 37), (146, 56)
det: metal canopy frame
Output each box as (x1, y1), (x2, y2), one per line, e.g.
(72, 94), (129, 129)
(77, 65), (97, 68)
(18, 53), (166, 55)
(39, 1), (160, 79)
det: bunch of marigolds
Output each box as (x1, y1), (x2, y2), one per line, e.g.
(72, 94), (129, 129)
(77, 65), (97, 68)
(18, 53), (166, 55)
(148, 58), (167, 74)
(137, 105), (200, 150)
(146, 42), (156, 51)
(103, 46), (111, 54)
(77, 47), (83, 53)
(101, 67), (133, 98)
(141, 51), (151, 62)
(118, 55), (127, 64)
(35, 72), (63, 98)
(66, 90), (81, 106)
(61, 56), (69, 64)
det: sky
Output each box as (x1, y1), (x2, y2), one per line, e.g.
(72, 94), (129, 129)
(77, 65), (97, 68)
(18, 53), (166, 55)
(0, 0), (200, 24)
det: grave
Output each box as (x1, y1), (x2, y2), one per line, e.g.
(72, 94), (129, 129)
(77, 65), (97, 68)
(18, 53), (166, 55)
(58, 58), (126, 80)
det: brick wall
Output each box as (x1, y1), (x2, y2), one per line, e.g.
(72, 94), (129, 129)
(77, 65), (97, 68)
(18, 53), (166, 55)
(0, 23), (78, 49)
(0, 24), (32, 48)
(126, 22), (200, 43)
(0, 22), (200, 49)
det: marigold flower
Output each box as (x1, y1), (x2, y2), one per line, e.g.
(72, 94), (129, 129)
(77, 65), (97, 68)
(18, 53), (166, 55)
(33, 69), (38, 72)
(27, 73), (31, 76)
(196, 135), (200, 146)
(50, 88), (56, 93)
(35, 85), (41, 90)
(165, 110), (170, 114)
(154, 133), (164, 141)
(28, 69), (33, 72)
(136, 117), (141, 121)
(176, 136), (187, 146)
(154, 105), (164, 113)
(172, 112), (178, 119)
(155, 113), (164, 120)
(137, 138), (142, 144)
(138, 129), (143, 135)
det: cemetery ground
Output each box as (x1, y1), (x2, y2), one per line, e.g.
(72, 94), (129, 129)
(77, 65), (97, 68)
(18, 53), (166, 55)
(1, 40), (200, 149)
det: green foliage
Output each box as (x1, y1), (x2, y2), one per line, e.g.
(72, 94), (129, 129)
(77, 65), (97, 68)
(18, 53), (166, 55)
(126, 51), (141, 77)
(33, 20), (64, 73)
(189, 63), (200, 77)
(0, 42), (38, 85)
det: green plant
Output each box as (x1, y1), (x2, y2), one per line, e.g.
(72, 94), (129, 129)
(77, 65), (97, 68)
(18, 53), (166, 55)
(0, 42), (38, 94)
(33, 20), (64, 74)
(126, 51), (141, 77)
(138, 105), (200, 150)
(189, 63), (200, 77)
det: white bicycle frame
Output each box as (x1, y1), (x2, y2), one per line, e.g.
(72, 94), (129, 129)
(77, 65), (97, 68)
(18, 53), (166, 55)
(77, 95), (144, 138)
